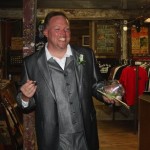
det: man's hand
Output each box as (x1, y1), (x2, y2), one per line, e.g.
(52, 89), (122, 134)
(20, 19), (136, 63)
(20, 80), (37, 101)
(102, 95), (115, 104)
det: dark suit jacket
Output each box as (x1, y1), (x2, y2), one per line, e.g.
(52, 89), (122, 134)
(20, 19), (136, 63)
(17, 45), (104, 150)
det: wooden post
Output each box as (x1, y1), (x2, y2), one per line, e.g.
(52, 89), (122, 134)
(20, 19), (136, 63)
(23, 0), (37, 149)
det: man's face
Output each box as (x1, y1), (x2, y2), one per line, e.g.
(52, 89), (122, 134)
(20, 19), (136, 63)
(44, 15), (71, 51)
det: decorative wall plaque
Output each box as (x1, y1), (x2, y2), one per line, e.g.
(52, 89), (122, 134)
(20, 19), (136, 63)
(95, 23), (117, 55)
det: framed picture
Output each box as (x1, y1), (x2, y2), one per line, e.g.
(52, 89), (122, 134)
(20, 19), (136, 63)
(82, 35), (90, 46)
(95, 22), (117, 56)
(131, 26), (149, 56)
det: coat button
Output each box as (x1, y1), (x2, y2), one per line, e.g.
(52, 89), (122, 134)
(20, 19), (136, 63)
(64, 72), (68, 76)
(66, 83), (70, 86)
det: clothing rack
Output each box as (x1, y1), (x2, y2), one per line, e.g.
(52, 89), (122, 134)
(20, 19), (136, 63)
(134, 65), (139, 132)
(128, 59), (149, 132)
(110, 59), (149, 133)
(113, 61), (139, 132)
(127, 59), (150, 132)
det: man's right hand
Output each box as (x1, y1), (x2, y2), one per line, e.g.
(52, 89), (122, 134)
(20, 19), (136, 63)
(20, 80), (37, 101)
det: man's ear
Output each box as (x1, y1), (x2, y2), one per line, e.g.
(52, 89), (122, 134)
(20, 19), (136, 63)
(43, 29), (48, 38)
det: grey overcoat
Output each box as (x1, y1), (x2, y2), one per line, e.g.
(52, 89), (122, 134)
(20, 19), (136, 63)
(17, 45), (104, 150)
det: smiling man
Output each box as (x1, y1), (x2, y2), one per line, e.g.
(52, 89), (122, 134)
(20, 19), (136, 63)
(16, 11), (114, 150)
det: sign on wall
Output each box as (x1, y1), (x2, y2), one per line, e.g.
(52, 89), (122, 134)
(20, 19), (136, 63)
(95, 23), (117, 55)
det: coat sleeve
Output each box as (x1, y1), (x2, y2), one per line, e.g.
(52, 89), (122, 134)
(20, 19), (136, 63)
(16, 59), (36, 112)
(88, 48), (105, 102)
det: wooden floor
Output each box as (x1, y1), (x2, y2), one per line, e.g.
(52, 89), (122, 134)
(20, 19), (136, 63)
(0, 120), (138, 150)
(97, 120), (138, 150)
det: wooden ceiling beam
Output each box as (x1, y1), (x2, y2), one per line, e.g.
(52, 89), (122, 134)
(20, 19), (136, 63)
(37, 0), (142, 9)
(1, 8), (150, 20)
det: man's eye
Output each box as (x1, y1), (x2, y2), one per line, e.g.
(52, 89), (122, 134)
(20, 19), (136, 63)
(55, 28), (60, 31)
(65, 28), (70, 32)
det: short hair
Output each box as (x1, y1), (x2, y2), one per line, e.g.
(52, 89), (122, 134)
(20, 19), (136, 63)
(43, 11), (69, 29)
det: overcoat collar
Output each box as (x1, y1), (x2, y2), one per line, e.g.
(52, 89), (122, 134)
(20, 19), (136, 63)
(71, 47), (84, 99)
(37, 46), (84, 100)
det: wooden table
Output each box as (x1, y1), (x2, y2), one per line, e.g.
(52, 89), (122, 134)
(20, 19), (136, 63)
(139, 93), (150, 150)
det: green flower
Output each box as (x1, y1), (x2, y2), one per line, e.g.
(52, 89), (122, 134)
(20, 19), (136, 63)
(78, 54), (86, 65)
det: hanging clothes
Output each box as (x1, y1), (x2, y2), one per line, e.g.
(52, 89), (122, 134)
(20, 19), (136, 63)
(113, 65), (127, 80)
(108, 64), (127, 80)
(143, 64), (150, 91)
(119, 66), (148, 106)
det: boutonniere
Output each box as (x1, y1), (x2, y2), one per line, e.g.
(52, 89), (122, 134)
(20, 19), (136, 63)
(78, 54), (86, 65)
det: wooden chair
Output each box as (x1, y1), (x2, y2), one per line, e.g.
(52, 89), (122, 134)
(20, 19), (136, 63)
(0, 81), (23, 150)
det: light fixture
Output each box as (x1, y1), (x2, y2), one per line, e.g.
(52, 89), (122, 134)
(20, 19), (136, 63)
(144, 18), (150, 23)
(123, 20), (128, 31)
(123, 26), (128, 31)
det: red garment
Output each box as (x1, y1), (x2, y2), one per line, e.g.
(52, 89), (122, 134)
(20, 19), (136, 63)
(119, 66), (148, 106)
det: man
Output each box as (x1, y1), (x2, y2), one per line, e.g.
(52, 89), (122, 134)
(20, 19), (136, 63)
(17, 11), (114, 150)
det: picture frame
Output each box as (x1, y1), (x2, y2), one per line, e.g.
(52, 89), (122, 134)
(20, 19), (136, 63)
(95, 22), (117, 56)
(82, 35), (90, 46)
(131, 26), (149, 56)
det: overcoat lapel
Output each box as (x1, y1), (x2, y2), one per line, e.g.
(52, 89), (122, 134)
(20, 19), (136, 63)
(37, 49), (56, 100)
(36, 47), (84, 101)
(71, 48), (84, 99)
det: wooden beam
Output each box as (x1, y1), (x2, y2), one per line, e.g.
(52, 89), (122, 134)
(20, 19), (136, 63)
(37, 0), (140, 9)
(22, 0), (37, 149)
(37, 8), (150, 20)
(0, 9), (22, 19)
(0, 8), (150, 20)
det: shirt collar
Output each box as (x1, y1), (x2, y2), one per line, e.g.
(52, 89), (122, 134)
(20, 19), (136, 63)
(45, 43), (72, 61)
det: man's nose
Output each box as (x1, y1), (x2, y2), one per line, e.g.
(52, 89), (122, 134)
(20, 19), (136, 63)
(59, 29), (66, 35)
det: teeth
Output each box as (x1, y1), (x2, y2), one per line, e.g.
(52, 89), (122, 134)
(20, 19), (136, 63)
(59, 38), (65, 41)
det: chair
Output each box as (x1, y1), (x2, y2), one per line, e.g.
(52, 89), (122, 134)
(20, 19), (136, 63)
(0, 81), (23, 150)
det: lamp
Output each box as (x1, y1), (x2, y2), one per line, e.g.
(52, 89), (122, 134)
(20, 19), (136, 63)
(123, 20), (128, 31)
(123, 26), (128, 31)
(144, 18), (150, 23)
